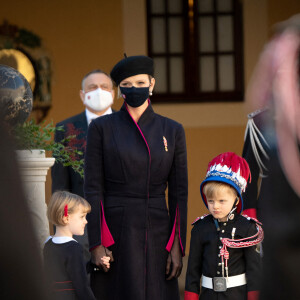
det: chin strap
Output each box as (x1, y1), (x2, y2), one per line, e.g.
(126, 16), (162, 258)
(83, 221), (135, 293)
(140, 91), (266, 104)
(227, 197), (239, 221)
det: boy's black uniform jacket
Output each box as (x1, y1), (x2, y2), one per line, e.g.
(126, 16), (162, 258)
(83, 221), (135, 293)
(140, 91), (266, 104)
(84, 103), (188, 300)
(185, 212), (261, 300)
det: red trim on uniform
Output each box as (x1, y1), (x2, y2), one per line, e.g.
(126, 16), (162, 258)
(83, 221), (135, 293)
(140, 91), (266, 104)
(184, 290), (199, 300)
(192, 214), (209, 225)
(100, 201), (115, 247)
(242, 208), (257, 219)
(247, 290), (260, 300)
(192, 216), (201, 224)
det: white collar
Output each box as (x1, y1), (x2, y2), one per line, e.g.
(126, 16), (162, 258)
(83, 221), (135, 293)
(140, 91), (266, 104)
(45, 236), (77, 244)
(85, 107), (112, 125)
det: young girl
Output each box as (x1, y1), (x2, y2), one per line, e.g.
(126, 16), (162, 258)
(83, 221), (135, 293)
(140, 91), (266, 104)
(44, 191), (110, 300)
(185, 152), (264, 300)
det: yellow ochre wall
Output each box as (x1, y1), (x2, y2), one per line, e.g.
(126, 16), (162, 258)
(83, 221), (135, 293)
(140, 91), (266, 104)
(1, 0), (299, 253)
(0, 0), (124, 122)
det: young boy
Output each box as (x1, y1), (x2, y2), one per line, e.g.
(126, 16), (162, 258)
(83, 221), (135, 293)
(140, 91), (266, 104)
(184, 152), (263, 300)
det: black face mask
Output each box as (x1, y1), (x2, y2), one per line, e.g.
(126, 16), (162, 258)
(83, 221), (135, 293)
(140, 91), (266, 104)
(120, 86), (149, 107)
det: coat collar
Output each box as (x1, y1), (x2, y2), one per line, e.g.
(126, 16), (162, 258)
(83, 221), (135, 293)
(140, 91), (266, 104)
(120, 100), (155, 126)
(227, 209), (238, 223)
(217, 209), (239, 225)
(45, 236), (77, 244)
(211, 209), (239, 230)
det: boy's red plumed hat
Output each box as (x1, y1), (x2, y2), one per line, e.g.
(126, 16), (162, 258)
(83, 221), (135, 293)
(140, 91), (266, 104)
(200, 152), (251, 214)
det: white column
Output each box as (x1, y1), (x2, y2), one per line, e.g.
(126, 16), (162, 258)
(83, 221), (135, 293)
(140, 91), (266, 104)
(16, 150), (55, 252)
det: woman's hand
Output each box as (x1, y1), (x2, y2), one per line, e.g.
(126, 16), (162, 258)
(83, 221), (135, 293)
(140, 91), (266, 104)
(166, 235), (183, 280)
(91, 245), (114, 272)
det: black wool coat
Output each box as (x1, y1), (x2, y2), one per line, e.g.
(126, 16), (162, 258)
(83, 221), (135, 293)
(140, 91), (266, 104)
(51, 111), (88, 197)
(43, 239), (96, 300)
(185, 213), (262, 300)
(84, 102), (188, 300)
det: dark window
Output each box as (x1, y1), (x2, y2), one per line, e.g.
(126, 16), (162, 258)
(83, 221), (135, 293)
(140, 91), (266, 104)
(146, 0), (244, 103)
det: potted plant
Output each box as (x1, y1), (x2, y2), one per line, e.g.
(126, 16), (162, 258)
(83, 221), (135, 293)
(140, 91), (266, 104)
(12, 119), (84, 177)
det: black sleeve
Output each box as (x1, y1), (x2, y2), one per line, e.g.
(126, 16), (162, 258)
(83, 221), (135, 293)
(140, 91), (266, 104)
(167, 124), (188, 254)
(242, 110), (270, 218)
(244, 222), (262, 292)
(242, 128), (260, 214)
(185, 225), (203, 295)
(66, 243), (96, 300)
(84, 120), (105, 249)
(51, 124), (71, 193)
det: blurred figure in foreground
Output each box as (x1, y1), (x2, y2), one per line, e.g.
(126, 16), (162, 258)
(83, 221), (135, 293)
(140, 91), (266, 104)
(0, 122), (49, 299)
(243, 14), (300, 300)
(0, 64), (48, 299)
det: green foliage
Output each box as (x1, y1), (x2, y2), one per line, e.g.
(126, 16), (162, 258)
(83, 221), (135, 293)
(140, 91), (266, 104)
(12, 120), (84, 178)
(16, 28), (41, 48)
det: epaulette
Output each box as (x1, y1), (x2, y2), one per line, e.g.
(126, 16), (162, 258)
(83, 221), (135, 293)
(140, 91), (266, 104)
(192, 214), (210, 225)
(247, 108), (268, 119)
(242, 214), (263, 226)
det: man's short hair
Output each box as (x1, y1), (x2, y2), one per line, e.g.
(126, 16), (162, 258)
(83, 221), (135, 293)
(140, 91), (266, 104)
(81, 69), (113, 90)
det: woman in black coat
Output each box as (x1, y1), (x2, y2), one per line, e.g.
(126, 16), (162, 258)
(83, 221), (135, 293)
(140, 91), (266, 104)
(84, 55), (188, 300)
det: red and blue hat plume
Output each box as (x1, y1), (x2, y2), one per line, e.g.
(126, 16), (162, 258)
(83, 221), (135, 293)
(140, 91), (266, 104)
(200, 152), (251, 214)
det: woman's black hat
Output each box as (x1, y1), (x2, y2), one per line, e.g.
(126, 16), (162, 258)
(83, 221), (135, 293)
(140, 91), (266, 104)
(110, 55), (154, 86)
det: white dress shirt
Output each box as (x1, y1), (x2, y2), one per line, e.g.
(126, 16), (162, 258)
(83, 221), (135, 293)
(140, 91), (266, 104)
(85, 107), (113, 125)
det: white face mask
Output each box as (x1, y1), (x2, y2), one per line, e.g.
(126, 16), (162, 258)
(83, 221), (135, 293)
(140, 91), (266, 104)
(83, 88), (113, 112)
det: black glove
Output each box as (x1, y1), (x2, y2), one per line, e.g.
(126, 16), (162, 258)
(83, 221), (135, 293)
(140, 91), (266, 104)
(165, 235), (183, 280)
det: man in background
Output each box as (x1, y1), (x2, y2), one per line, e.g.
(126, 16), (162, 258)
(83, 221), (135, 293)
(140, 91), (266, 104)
(51, 69), (115, 262)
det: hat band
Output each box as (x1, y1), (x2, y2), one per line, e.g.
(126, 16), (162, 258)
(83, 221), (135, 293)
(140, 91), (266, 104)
(205, 171), (244, 193)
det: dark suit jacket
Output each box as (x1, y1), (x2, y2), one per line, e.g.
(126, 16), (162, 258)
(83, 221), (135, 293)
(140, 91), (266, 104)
(51, 111), (88, 197)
